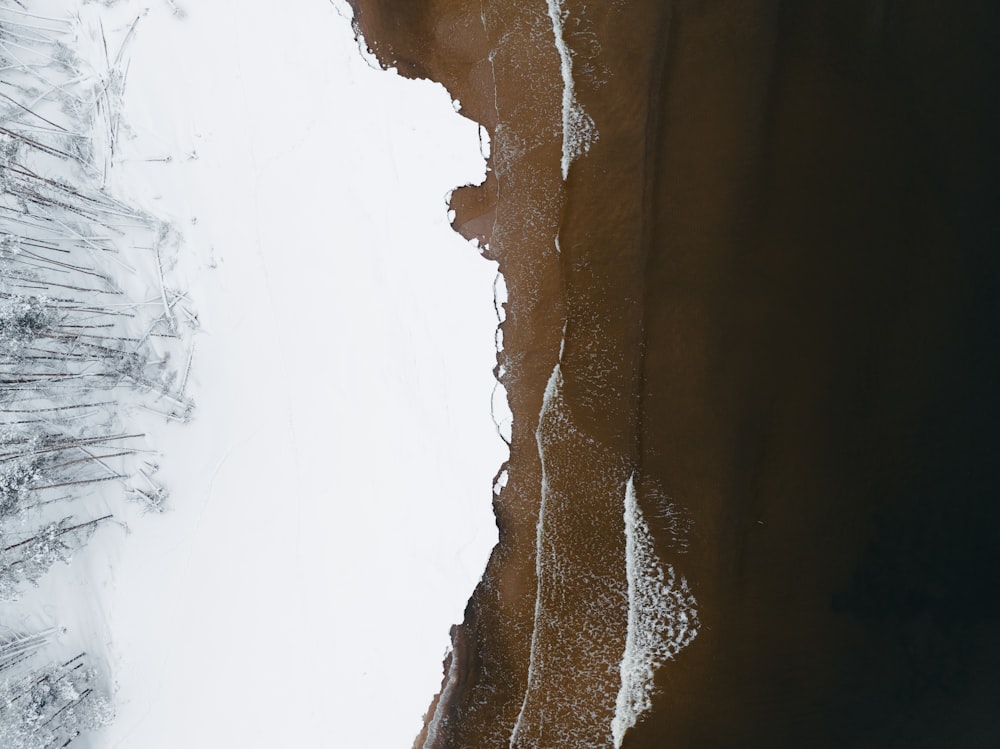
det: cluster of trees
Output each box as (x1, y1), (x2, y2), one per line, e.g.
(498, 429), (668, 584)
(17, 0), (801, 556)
(0, 4), (195, 744)
(0, 2), (191, 592)
(0, 642), (112, 749)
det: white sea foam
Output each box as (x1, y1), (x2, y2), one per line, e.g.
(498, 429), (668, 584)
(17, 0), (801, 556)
(511, 348), (633, 747)
(611, 475), (700, 747)
(546, 0), (598, 179)
(509, 359), (563, 748)
(422, 644), (460, 748)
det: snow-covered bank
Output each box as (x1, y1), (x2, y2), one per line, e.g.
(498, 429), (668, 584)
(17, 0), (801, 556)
(0, 1), (503, 747)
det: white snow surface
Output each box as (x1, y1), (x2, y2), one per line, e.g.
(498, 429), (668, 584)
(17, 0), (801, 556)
(5, 2), (505, 748)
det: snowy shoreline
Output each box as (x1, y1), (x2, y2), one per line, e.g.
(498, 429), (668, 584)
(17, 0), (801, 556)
(1, 1), (506, 747)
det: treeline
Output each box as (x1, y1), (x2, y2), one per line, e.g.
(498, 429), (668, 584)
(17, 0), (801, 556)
(0, 2), (196, 745)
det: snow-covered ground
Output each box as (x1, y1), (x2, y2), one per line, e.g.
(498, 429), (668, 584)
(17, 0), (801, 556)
(3, 2), (504, 747)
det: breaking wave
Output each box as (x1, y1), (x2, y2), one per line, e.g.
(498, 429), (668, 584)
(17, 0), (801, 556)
(545, 0), (597, 179)
(611, 475), (700, 747)
(509, 359), (629, 748)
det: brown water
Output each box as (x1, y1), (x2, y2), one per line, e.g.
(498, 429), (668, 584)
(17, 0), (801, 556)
(346, 1), (1000, 746)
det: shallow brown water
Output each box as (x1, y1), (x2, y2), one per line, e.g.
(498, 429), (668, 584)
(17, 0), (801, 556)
(346, 1), (1000, 746)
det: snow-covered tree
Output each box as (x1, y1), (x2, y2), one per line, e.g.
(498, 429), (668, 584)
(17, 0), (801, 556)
(0, 630), (55, 677)
(0, 297), (56, 358)
(0, 654), (112, 749)
(0, 516), (110, 601)
(0, 428), (44, 520)
(0, 455), (42, 520)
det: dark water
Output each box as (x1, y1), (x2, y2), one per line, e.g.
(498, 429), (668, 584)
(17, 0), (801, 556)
(348, 1), (1000, 746)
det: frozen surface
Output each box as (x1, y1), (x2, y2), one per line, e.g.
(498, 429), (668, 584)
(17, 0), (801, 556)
(3, 1), (504, 748)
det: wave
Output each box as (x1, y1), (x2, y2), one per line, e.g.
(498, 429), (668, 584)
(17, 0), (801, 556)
(612, 475), (700, 747)
(509, 359), (562, 749)
(510, 357), (629, 748)
(545, 0), (598, 179)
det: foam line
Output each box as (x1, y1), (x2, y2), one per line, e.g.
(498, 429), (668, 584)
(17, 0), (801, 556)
(422, 645), (460, 747)
(611, 475), (700, 747)
(509, 358), (563, 748)
(545, 0), (596, 179)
